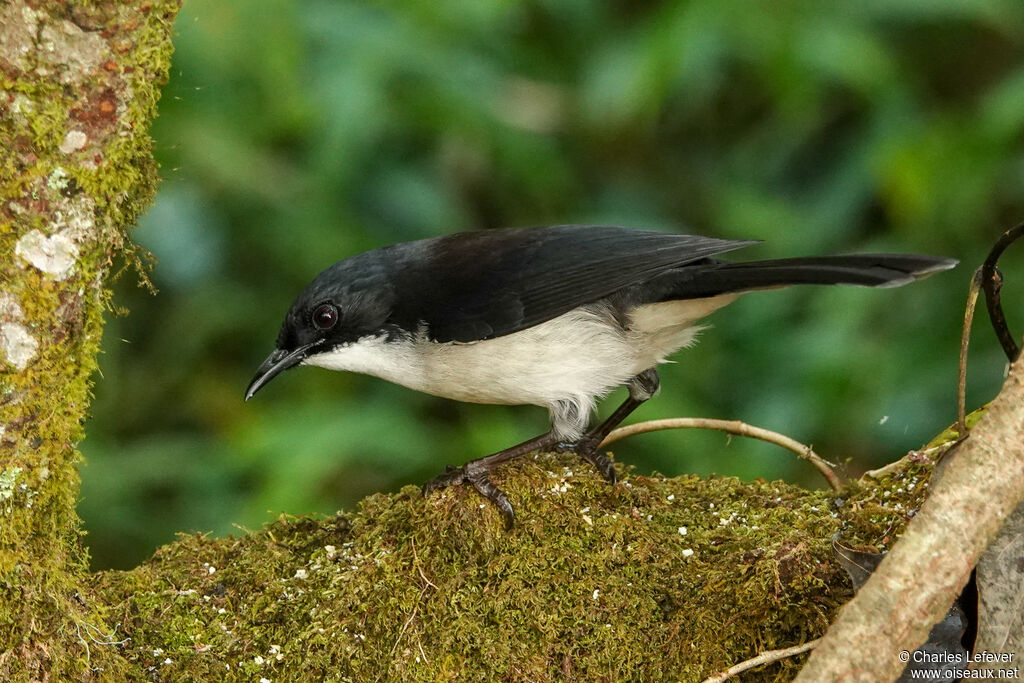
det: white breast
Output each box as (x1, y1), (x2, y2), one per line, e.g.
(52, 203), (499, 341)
(304, 294), (739, 439)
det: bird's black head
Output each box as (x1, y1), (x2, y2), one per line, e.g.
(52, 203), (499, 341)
(244, 252), (395, 400)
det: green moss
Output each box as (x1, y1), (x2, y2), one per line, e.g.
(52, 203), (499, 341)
(91, 449), (938, 682)
(0, 1), (182, 679)
(924, 406), (988, 449)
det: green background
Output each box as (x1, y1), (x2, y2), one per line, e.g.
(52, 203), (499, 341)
(81, 0), (1024, 570)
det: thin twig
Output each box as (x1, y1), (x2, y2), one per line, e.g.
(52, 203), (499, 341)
(861, 442), (956, 482)
(410, 537), (437, 590)
(958, 268), (983, 436)
(600, 418), (841, 492)
(980, 222), (1024, 362)
(380, 586), (430, 680)
(701, 638), (820, 683)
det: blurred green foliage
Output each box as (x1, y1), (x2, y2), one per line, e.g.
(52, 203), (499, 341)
(80, 0), (1024, 569)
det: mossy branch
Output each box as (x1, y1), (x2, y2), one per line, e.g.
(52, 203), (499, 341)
(90, 450), (944, 681)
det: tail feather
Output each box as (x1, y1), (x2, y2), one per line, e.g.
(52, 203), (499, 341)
(654, 254), (958, 301)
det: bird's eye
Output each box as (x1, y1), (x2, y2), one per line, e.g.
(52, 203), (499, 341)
(312, 303), (339, 330)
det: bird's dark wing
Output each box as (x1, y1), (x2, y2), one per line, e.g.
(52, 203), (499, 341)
(385, 225), (757, 343)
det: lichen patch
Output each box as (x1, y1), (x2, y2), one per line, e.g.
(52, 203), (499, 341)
(0, 5), (37, 73)
(14, 229), (80, 280)
(0, 467), (23, 500)
(0, 322), (38, 370)
(46, 167), (71, 193)
(0, 294), (24, 321)
(59, 130), (88, 154)
(37, 20), (108, 85)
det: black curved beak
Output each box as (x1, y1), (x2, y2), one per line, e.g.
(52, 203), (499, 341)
(244, 343), (319, 400)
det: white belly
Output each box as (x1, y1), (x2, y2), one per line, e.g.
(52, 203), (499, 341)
(304, 295), (738, 437)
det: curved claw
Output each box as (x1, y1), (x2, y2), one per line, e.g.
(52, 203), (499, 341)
(466, 470), (515, 530)
(422, 465), (466, 496)
(557, 438), (618, 484)
(582, 449), (618, 484)
(422, 464), (517, 530)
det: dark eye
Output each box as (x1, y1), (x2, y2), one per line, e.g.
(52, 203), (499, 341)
(312, 303), (339, 330)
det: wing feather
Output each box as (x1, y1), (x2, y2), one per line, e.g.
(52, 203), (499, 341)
(386, 225), (756, 343)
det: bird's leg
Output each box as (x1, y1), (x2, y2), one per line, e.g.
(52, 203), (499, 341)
(558, 368), (660, 484)
(422, 429), (562, 530)
(422, 369), (659, 527)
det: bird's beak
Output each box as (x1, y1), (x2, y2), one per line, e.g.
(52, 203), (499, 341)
(244, 343), (319, 400)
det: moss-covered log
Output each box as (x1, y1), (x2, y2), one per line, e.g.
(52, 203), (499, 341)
(89, 449), (940, 682)
(1, 1), (181, 679)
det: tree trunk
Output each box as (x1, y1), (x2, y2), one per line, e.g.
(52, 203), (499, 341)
(1, 1), (181, 679)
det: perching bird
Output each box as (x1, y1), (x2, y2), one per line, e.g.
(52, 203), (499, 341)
(245, 225), (955, 528)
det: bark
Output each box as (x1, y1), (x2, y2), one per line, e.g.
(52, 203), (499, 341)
(0, 1), (181, 679)
(795, 360), (1024, 682)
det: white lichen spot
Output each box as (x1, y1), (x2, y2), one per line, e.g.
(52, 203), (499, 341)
(48, 195), (97, 243)
(10, 94), (35, 116)
(678, 526), (687, 536)
(15, 229), (79, 280)
(253, 655), (265, 666)
(38, 20), (106, 86)
(681, 548), (695, 558)
(0, 293), (24, 321)
(293, 568), (307, 579)
(324, 544), (336, 559)
(581, 513), (593, 526)
(0, 467), (23, 504)
(1, 322), (38, 370)
(59, 130), (87, 154)
(207, 565), (216, 574)
(592, 589), (599, 601)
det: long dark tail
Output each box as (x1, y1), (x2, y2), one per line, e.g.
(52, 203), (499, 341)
(657, 254), (958, 300)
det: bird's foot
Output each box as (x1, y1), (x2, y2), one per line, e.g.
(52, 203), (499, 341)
(423, 464), (516, 530)
(422, 464), (466, 494)
(556, 437), (618, 485)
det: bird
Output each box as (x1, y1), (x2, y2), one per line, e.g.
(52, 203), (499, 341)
(245, 225), (956, 529)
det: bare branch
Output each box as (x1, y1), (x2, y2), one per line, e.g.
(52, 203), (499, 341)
(701, 638), (820, 683)
(601, 417), (842, 491)
(958, 268), (983, 436)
